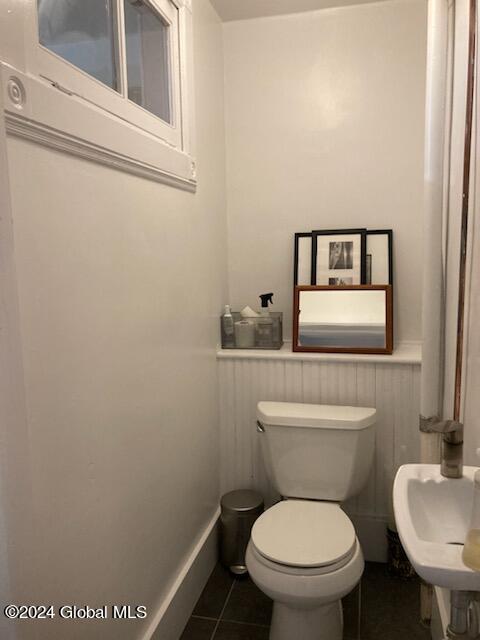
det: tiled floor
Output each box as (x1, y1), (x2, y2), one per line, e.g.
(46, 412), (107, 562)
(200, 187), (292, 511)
(180, 562), (431, 640)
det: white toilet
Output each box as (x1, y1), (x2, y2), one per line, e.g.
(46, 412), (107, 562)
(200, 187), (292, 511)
(246, 401), (376, 640)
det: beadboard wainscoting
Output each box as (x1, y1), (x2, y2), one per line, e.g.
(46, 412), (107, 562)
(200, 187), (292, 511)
(217, 346), (422, 562)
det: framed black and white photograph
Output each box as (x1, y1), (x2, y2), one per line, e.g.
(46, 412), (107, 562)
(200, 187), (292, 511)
(312, 229), (366, 285)
(366, 230), (393, 285)
(294, 232), (313, 285)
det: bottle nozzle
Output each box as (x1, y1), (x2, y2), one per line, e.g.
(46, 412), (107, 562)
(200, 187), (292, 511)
(259, 293), (274, 308)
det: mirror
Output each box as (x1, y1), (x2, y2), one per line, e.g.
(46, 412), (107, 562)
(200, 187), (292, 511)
(293, 285), (393, 354)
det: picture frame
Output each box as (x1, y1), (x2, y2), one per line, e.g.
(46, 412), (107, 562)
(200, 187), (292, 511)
(311, 229), (367, 285)
(293, 232), (314, 286)
(366, 230), (393, 285)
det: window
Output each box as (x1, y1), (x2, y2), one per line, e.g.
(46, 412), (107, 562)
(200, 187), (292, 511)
(34, 0), (183, 146)
(124, 0), (172, 124)
(38, 0), (119, 91)
(2, 0), (195, 189)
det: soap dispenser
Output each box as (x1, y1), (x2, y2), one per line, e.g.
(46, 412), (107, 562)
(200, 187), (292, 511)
(463, 469), (480, 571)
(221, 305), (235, 348)
(256, 293), (274, 348)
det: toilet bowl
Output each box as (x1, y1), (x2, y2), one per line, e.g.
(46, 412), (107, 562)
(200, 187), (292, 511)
(247, 401), (376, 640)
(246, 499), (363, 640)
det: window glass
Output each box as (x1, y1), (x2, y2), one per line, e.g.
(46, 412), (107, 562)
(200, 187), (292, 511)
(124, 0), (172, 124)
(37, 0), (118, 90)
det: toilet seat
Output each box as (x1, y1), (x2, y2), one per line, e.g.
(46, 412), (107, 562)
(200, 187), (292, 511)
(249, 540), (358, 577)
(251, 500), (356, 571)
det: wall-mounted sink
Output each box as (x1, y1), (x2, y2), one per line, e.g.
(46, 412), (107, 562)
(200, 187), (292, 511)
(393, 464), (480, 591)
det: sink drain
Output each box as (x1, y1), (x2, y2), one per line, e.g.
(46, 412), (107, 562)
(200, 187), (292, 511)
(447, 541), (464, 546)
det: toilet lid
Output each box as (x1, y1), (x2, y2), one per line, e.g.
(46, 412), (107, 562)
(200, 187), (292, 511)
(251, 500), (356, 568)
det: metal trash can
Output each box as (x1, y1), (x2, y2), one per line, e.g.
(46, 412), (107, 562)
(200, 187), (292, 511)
(220, 489), (264, 575)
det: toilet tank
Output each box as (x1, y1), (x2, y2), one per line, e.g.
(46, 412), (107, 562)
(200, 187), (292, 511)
(257, 401), (376, 501)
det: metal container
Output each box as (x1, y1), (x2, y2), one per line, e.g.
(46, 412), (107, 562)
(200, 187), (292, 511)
(220, 312), (283, 350)
(220, 489), (264, 575)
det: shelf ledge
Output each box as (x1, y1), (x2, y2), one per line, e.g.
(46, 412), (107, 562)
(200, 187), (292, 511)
(217, 341), (422, 365)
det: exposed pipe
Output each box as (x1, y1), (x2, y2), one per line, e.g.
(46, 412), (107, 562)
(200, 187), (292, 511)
(419, 0), (455, 624)
(438, 0), (477, 481)
(420, 0), (476, 480)
(453, 0), (476, 423)
(420, 0), (454, 466)
(419, 0), (477, 627)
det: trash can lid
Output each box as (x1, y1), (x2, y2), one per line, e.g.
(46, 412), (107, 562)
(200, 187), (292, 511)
(221, 490), (264, 514)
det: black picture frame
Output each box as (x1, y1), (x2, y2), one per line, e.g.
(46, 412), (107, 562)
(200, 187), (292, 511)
(366, 230), (393, 285)
(294, 232), (314, 286)
(311, 228), (367, 285)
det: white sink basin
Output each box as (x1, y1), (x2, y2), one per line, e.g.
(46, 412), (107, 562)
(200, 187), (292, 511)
(393, 464), (480, 591)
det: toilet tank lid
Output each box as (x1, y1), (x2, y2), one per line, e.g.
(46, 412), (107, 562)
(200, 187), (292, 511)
(257, 402), (376, 430)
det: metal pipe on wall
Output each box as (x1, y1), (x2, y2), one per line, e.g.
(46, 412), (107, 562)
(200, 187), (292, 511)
(420, 0), (455, 466)
(420, 0), (455, 623)
(453, 0), (476, 421)
(420, 0), (476, 624)
(439, 0), (476, 480)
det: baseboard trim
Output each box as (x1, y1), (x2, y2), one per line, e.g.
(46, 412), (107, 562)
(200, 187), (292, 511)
(141, 507), (220, 640)
(348, 513), (388, 563)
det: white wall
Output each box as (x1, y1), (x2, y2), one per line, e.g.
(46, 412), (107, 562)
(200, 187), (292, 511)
(211, 0), (389, 22)
(464, 215), (480, 467)
(223, 0), (427, 343)
(0, 64), (35, 640)
(1, 1), (227, 638)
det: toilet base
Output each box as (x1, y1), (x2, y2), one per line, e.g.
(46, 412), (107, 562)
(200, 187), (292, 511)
(270, 600), (343, 640)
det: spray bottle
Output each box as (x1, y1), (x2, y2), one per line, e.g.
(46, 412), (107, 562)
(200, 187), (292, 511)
(256, 293), (274, 348)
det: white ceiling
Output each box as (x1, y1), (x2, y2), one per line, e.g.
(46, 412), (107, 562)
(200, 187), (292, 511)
(210, 0), (384, 22)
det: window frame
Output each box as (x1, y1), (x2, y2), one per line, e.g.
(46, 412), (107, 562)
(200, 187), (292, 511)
(31, 0), (182, 147)
(123, 0), (176, 127)
(0, 0), (196, 190)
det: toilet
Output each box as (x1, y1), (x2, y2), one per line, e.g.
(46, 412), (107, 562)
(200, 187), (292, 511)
(246, 401), (376, 640)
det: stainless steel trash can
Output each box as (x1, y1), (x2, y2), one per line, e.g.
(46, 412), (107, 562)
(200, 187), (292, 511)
(220, 489), (264, 575)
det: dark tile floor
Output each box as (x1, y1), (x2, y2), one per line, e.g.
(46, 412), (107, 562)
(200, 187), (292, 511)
(180, 562), (430, 640)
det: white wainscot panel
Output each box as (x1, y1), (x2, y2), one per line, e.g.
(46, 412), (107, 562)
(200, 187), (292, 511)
(218, 358), (421, 562)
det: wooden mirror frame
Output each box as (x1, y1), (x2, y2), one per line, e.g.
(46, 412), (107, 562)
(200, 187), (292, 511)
(293, 285), (394, 355)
